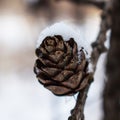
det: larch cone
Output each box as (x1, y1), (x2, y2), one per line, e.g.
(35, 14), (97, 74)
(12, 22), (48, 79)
(34, 35), (92, 96)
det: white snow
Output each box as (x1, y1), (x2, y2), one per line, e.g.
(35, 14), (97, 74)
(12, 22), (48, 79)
(36, 22), (92, 57)
(105, 29), (111, 49)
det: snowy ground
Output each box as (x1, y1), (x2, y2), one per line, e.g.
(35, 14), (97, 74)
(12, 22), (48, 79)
(0, 10), (108, 120)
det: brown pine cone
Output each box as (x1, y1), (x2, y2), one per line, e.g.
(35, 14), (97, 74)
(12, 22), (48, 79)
(34, 35), (93, 96)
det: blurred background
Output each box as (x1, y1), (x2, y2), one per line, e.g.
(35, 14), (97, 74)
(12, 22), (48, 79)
(0, 0), (108, 120)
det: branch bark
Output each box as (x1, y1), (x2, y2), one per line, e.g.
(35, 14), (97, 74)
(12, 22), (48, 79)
(103, 0), (120, 120)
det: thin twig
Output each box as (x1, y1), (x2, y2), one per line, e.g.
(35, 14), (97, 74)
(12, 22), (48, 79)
(55, 0), (106, 10)
(68, 85), (90, 120)
(91, 2), (112, 71)
(68, 2), (112, 120)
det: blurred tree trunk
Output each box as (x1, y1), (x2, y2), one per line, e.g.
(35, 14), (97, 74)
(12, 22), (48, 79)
(103, 0), (120, 120)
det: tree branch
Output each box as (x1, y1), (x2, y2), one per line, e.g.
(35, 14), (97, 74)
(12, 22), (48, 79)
(103, 0), (120, 120)
(91, 2), (112, 71)
(68, 85), (90, 120)
(68, 1), (112, 120)
(55, 0), (106, 10)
